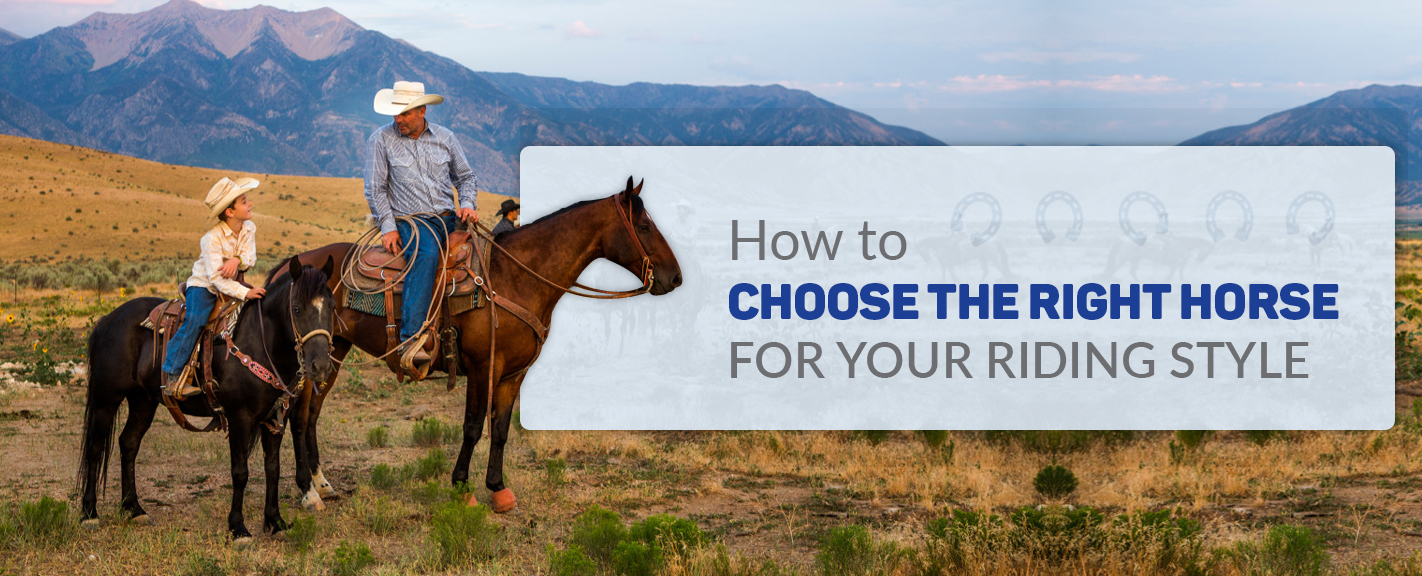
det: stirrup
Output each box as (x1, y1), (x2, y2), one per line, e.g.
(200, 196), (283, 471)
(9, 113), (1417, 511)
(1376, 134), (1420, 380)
(398, 333), (433, 381)
(164, 364), (200, 398)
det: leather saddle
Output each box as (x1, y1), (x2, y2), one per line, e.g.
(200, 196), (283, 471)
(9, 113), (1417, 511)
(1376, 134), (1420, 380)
(344, 230), (493, 384)
(141, 291), (240, 337)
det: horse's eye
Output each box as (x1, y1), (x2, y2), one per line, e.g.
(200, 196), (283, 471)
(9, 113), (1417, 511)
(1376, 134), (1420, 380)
(294, 307), (301, 315)
(637, 224), (651, 232)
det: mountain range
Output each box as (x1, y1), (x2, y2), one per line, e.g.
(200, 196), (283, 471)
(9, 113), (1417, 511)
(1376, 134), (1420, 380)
(1181, 84), (1421, 203)
(0, 0), (940, 195)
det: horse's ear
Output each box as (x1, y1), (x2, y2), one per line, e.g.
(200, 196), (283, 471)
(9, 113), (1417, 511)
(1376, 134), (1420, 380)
(632, 178), (644, 196)
(625, 176), (634, 194)
(320, 255), (335, 280)
(288, 256), (302, 281)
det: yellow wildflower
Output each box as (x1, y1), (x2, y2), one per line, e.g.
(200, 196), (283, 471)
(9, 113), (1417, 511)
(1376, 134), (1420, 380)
(41, 348), (47, 354)
(5, 315), (13, 323)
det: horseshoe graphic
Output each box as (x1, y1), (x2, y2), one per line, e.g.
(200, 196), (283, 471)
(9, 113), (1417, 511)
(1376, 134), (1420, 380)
(949, 192), (1002, 246)
(1285, 191), (1335, 246)
(1035, 190), (1084, 244)
(1118, 191), (1169, 246)
(1205, 190), (1253, 243)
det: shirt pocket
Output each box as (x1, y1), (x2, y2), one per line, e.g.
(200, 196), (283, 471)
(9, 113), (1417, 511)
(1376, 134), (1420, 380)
(388, 146), (419, 188)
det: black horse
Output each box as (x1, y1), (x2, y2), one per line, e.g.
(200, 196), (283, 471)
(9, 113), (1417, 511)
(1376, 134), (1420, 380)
(78, 257), (335, 542)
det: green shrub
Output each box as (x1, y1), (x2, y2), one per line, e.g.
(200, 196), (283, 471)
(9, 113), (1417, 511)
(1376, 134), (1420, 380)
(414, 448), (448, 481)
(1175, 430), (1210, 449)
(612, 540), (659, 576)
(853, 430), (891, 445)
(180, 553), (226, 576)
(351, 494), (403, 535)
(1243, 430), (1284, 446)
(916, 430), (949, 448)
(366, 425), (389, 448)
(285, 513), (318, 552)
(629, 513), (705, 556)
(369, 464), (402, 490)
(569, 505), (628, 564)
(816, 524), (900, 576)
(330, 540), (376, 576)
(412, 480), (461, 508)
(1033, 464), (1078, 499)
(17, 496), (73, 546)
(548, 544), (598, 576)
(428, 502), (499, 568)
(411, 417), (460, 447)
(1223, 524), (1328, 576)
(0, 507), (15, 547)
(545, 457), (568, 487)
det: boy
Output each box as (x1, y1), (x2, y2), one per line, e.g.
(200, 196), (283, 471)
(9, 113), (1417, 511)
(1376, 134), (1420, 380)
(161, 177), (267, 398)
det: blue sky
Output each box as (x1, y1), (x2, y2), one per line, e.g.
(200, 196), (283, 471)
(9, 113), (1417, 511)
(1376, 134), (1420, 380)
(2, 0), (1415, 143)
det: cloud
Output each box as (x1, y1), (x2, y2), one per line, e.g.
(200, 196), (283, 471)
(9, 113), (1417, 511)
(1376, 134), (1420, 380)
(1055, 75), (1181, 92)
(938, 75), (1052, 92)
(1, 0), (115, 4)
(565, 21), (603, 39)
(980, 50), (1141, 64)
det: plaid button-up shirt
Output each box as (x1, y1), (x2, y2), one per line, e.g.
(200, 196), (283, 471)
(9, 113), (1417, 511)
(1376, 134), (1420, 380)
(363, 122), (478, 234)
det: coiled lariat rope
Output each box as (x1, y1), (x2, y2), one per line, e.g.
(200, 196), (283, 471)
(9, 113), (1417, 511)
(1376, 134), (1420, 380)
(331, 213), (456, 368)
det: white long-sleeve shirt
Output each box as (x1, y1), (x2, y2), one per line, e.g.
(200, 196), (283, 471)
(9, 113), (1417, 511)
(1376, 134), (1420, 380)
(183, 220), (256, 300)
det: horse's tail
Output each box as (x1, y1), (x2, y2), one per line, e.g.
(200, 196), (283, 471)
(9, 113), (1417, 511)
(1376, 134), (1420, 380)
(75, 318), (116, 498)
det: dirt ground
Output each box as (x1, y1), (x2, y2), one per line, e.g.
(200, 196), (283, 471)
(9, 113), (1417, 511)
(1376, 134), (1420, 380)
(2, 371), (1422, 573)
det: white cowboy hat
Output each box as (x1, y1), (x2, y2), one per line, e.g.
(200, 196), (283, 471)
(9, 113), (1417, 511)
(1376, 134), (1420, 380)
(373, 81), (444, 115)
(205, 176), (259, 226)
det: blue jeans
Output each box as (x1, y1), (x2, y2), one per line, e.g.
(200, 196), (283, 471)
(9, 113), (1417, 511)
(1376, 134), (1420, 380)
(397, 213), (461, 341)
(162, 286), (217, 376)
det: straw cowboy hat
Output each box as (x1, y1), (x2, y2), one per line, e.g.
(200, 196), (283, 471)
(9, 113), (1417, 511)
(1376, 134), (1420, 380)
(373, 81), (445, 115)
(205, 177), (259, 226)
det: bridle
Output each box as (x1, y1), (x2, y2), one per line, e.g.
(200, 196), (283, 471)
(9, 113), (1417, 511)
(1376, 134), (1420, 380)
(232, 273), (333, 432)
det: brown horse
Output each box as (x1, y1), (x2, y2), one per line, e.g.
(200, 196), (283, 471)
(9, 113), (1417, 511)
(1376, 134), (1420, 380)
(282, 177), (681, 511)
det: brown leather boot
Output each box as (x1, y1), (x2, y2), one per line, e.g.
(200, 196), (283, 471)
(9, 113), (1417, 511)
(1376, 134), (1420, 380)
(163, 363), (201, 398)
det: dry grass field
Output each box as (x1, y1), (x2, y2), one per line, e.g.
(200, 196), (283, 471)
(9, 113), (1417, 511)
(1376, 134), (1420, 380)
(0, 136), (1421, 575)
(0, 135), (512, 263)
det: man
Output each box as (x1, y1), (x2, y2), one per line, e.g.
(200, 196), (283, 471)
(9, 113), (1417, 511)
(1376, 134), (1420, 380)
(491, 199), (520, 236)
(364, 80), (478, 375)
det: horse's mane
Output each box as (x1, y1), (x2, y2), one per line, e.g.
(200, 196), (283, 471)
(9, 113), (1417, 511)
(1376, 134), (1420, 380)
(499, 193), (644, 242)
(261, 256), (328, 304)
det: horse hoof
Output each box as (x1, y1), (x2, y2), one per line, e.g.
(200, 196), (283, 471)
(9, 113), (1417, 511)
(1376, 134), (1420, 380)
(81, 518), (101, 530)
(312, 469), (337, 499)
(130, 514), (152, 526)
(300, 489), (325, 512)
(232, 536), (254, 548)
(490, 488), (517, 514)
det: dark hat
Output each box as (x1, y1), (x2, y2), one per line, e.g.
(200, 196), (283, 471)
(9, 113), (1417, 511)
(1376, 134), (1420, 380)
(496, 199), (520, 216)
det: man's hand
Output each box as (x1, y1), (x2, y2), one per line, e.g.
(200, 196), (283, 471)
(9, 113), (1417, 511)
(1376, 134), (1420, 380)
(381, 231), (402, 254)
(219, 257), (240, 279)
(457, 207), (477, 224)
(246, 287), (267, 300)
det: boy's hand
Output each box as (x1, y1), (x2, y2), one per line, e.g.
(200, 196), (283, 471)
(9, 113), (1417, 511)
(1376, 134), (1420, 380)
(381, 231), (402, 254)
(246, 287), (266, 300)
(219, 258), (240, 279)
